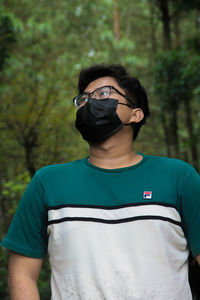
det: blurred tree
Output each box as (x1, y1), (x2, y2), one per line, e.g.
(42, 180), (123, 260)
(151, 0), (200, 159)
(0, 14), (16, 71)
(153, 48), (200, 169)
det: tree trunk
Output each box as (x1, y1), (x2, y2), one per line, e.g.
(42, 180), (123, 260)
(183, 98), (199, 171)
(173, 13), (181, 48)
(161, 112), (171, 157)
(157, 0), (172, 50)
(113, 0), (120, 41)
(25, 144), (36, 177)
(170, 109), (179, 157)
(149, 0), (158, 54)
(157, 0), (182, 158)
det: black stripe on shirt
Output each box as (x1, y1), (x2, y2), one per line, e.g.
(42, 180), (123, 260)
(47, 202), (177, 211)
(47, 215), (181, 227)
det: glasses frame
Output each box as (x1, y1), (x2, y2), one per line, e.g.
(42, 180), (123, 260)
(73, 85), (136, 108)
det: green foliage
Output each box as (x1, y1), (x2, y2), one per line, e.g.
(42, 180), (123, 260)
(185, 35), (200, 54)
(152, 46), (200, 164)
(153, 48), (200, 106)
(0, 11), (16, 71)
(153, 50), (184, 110)
(2, 172), (30, 214)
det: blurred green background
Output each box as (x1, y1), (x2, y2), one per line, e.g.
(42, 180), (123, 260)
(0, 0), (200, 299)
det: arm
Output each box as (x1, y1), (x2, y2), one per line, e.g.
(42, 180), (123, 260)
(196, 254), (200, 265)
(8, 251), (43, 300)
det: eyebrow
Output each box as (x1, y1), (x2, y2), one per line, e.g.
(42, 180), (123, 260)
(83, 86), (102, 93)
(84, 85), (121, 94)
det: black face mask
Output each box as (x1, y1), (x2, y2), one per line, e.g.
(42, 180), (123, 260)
(75, 98), (132, 144)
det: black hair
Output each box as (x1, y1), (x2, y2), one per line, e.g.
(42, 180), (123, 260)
(78, 64), (150, 140)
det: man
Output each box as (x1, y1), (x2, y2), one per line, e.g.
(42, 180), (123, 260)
(1, 64), (200, 300)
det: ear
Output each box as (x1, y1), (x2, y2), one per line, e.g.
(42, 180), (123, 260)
(129, 108), (144, 123)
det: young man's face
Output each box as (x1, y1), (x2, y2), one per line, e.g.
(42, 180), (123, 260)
(75, 76), (144, 144)
(83, 76), (134, 125)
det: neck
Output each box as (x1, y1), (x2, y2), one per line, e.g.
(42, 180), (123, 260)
(89, 131), (142, 169)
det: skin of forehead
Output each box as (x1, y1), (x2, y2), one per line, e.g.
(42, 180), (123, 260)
(84, 76), (126, 95)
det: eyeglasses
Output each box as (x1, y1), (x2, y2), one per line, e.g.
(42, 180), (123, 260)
(73, 85), (136, 108)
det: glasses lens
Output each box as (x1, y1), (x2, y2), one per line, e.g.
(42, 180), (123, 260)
(74, 93), (89, 107)
(95, 86), (111, 99)
(73, 86), (112, 107)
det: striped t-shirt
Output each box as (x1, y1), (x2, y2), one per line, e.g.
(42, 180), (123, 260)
(2, 154), (200, 300)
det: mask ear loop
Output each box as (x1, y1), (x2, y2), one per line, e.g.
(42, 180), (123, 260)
(117, 102), (136, 126)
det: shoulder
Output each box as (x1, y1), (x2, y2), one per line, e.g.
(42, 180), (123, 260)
(144, 154), (196, 175)
(35, 158), (86, 181)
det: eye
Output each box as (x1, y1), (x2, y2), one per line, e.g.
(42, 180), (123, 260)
(95, 87), (110, 99)
(99, 91), (109, 97)
(79, 97), (89, 108)
(75, 93), (89, 107)
(80, 97), (89, 102)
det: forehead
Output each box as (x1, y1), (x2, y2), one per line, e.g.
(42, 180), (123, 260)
(84, 76), (125, 93)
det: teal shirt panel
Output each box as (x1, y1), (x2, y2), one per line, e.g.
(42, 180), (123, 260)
(1, 154), (200, 257)
(180, 167), (200, 256)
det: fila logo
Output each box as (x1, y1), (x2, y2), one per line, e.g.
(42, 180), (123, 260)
(143, 191), (152, 199)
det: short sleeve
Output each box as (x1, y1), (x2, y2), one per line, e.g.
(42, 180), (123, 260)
(180, 167), (200, 257)
(1, 172), (48, 258)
